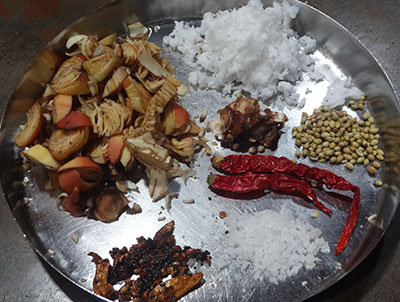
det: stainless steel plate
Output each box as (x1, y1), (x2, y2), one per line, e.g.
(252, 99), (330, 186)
(1, 0), (399, 301)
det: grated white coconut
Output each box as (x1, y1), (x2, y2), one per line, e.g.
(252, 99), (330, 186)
(164, 0), (364, 108)
(163, 0), (316, 105)
(223, 204), (330, 284)
(322, 77), (363, 107)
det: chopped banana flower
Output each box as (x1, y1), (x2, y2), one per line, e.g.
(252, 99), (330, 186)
(134, 115), (145, 128)
(66, 34), (86, 49)
(161, 58), (174, 74)
(120, 146), (135, 169)
(166, 159), (184, 179)
(142, 98), (160, 133)
(92, 44), (107, 57)
(90, 100), (132, 137)
(177, 84), (189, 96)
(123, 125), (144, 139)
(66, 35), (98, 59)
(136, 75), (167, 94)
(137, 64), (149, 79)
(98, 32), (116, 46)
(85, 137), (108, 164)
(77, 95), (96, 116)
(42, 85), (56, 101)
(114, 39), (144, 66)
(87, 76), (99, 96)
(171, 137), (195, 161)
(83, 49), (119, 82)
(147, 167), (169, 202)
(170, 122), (192, 136)
(143, 41), (161, 57)
(150, 76), (180, 114)
(137, 47), (170, 78)
(50, 56), (90, 95)
(102, 67), (129, 98)
(49, 127), (90, 161)
(124, 77), (152, 114)
(128, 21), (150, 40)
(127, 132), (172, 170)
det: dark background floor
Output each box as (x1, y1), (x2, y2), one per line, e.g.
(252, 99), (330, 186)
(0, 0), (399, 301)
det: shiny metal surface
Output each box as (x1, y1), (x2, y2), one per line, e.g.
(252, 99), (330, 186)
(0, 0), (399, 301)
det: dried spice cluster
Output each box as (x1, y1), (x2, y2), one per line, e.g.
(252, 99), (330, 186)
(293, 104), (384, 177)
(212, 97), (288, 152)
(89, 221), (211, 302)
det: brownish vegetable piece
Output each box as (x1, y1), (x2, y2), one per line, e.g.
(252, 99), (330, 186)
(153, 220), (175, 245)
(213, 97), (288, 150)
(50, 56), (90, 95)
(216, 97), (260, 142)
(48, 127), (90, 161)
(88, 253), (117, 300)
(93, 189), (129, 223)
(14, 102), (43, 147)
(149, 273), (203, 302)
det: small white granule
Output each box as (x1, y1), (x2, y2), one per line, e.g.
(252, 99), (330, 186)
(224, 204), (330, 284)
(164, 0), (316, 104)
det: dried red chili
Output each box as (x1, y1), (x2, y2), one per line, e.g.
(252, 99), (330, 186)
(210, 154), (361, 255)
(207, 172), (332, 215)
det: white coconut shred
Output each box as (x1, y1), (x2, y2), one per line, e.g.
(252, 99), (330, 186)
(223, 204), (330, 284)
(163, 0), (316, 105)
(164, 0), (362, 107)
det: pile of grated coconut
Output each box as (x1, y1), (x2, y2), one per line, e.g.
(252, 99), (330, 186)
(163, 0), (316, 105)
(164, 0), (363, 107)
(223, 204), (330, 283)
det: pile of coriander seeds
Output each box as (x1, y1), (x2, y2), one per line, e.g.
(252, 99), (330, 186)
(292, 103), (384, 186)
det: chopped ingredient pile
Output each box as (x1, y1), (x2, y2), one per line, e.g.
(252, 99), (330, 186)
(14, 33), (204, 222)
(89, 221), (211, 301)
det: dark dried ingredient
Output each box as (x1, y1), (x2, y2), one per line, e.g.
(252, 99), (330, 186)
(89, 221), (211, 301)
(212, 97), (288, 150)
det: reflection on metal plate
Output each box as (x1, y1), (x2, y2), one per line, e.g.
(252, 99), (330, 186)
(0, 0), (399, 301)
